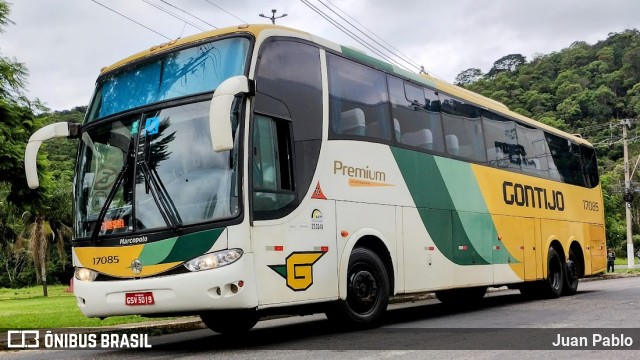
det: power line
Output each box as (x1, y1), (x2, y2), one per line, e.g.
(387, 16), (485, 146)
(90, 0), (171, 40)
(319, 0), (421, 72)
(300, 0), (412, 73)
(204, 0), (247, 24)
(158, 0), (217, 29)
(141, 0), (208, 32)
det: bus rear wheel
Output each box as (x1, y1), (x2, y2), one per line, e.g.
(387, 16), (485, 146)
(544, 247), (564, 298)
(562, 249), (580, 296)
(200, 309), (259, 335)
(326, 247), (389, 328)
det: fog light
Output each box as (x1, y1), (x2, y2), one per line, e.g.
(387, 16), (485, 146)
(75, 267), (98, 282)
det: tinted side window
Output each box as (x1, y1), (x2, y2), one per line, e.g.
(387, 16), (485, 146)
(255, 40), (322, 141)
(482, 111), (521, 171)
(328, 54), (391, 141)
(254, 40), (323, 216)
(546, 133), (586, 186)
(516, 123), (550, 178)
(581, 145), (599, 188)
(388, 76), (444, 152)
(439, 95), (486, 162)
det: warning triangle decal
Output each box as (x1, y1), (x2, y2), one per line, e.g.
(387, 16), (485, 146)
(311, 182), (327, 200)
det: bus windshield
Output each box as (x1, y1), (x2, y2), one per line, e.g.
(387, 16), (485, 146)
(85, 36), (250, 123)
(74, 100), (240, 239)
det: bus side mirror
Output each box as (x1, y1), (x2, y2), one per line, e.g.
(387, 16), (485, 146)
(210, 75), (253, 152)
(25, 122), (79, 189)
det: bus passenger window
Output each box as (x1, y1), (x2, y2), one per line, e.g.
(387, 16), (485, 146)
(546, 133), (586, 186)
(439, 95), (486, 162)
(328, 53), (391, 142)
(581, 145), (599, 188)
(387, 75), (443, 152)
(516, 124), (549, 178)
(482, 111), (521, 171)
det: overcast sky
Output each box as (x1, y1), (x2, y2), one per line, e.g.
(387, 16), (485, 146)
(1, 0), (640, 111)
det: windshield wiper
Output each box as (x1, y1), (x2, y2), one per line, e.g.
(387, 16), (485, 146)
(137, 161), (183, 232)
(137, 131), (183, 233)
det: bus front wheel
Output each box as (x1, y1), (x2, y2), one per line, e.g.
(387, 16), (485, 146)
(326, 247), (389, 328)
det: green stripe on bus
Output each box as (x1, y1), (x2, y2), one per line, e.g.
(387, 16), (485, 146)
(137, 228), (225, 265)
(340, 46), (394, 73)
(138, 237), (178, 265)
(391, 147), (516, 265)
(162, 228), (225, 263)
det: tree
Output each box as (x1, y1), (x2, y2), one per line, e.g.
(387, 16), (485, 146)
(487, 54), (526, 78)
(454, 68), (483, 86)
(0, 0), (67, 294)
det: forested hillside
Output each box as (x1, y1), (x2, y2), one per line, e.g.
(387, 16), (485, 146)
(455, 29), (640, 253)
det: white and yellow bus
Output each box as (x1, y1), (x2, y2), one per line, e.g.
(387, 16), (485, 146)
(25, 24), (606, 333)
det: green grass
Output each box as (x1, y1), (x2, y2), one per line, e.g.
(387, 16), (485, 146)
(614, 257), (640, 265)
(610, 268), (640, 274)
(0, 285), (172, 330)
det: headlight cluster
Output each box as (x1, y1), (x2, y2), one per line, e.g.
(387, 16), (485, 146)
(75, 267), (99, 282)
(184, 249), (243, 272)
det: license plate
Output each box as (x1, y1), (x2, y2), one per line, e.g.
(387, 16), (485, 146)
(125, 292), (155, 306)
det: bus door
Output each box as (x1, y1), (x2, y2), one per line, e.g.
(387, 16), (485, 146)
(249, 114), (338, 306)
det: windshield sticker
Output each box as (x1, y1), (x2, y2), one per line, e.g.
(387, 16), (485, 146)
(131, 120), (139, 135)
(311, 209), (323, 230)
(144, 117), (160, 135)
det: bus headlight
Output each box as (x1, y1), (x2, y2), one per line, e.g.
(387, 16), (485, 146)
(75, 267), (99, 282)
(184, 249), (243, 272)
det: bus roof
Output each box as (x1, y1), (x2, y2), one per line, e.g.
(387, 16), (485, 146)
(99, 24), (591, 147)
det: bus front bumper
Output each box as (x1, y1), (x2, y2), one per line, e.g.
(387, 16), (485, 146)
(74, 253), (258, 318)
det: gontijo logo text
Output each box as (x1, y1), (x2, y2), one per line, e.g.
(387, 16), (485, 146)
(502, 181), (565, 211)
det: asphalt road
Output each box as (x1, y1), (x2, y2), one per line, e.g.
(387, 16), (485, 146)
(3, 276), (640, 359)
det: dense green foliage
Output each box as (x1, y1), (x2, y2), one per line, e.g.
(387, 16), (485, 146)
(456, 29), (640, 253)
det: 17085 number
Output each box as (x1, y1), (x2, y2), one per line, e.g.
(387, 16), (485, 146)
(93, 255), (119, 265)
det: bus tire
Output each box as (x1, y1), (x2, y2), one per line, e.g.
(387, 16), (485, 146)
(544, 247), (564, 298)
(326, 247), (389, 328)
(562, 249), (579, 296)
(200, 309), (258, 335)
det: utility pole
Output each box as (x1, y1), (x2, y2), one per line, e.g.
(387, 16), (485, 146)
(259, 9), (287, 24)
(622, 118), (635, 269)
